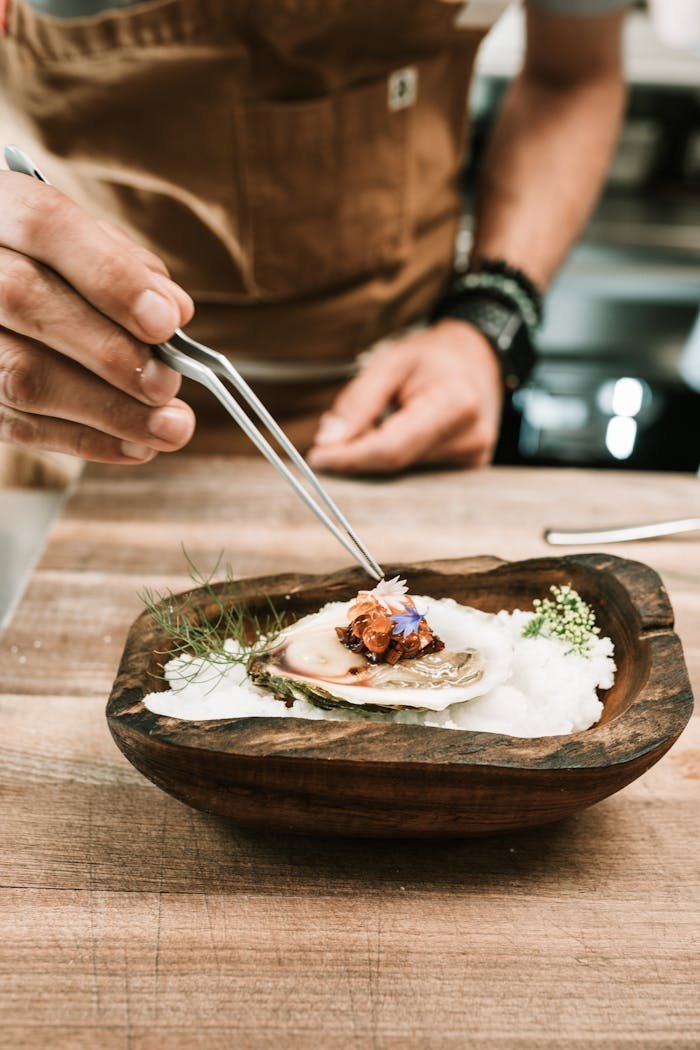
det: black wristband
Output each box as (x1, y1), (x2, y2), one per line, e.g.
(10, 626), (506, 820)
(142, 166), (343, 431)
(431, 259), (542, 390)
(433, 292), (536, 392)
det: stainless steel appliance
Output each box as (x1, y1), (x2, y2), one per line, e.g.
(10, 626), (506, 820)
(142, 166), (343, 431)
(470, 6), (700, 471)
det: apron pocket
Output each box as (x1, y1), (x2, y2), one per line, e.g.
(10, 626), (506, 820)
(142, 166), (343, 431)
(237, 75), (409, 298)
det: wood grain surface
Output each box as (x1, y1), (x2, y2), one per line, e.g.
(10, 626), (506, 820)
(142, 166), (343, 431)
(1, 458), (698, 1048)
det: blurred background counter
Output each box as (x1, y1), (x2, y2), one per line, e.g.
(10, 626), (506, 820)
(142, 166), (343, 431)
(473, 1), (700, 471)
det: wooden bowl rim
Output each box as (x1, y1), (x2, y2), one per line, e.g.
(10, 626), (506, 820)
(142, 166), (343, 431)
(107, 553), (693, 772)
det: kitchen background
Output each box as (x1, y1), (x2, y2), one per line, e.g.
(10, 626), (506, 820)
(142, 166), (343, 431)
(1, 0), (699, 624)
(475, 1), (700, 472)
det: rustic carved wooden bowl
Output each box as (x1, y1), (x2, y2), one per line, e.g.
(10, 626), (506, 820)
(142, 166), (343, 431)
(107, 554), (693, 837)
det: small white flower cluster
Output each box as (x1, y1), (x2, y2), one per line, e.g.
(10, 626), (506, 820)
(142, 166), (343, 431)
(522, 584), (600, 657)
(361, 575), (410, 613)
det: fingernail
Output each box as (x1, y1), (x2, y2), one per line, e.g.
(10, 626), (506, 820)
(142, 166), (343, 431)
(121, 441), (153, 461)
(314, 415), (350, 445)
(150, 272), (195, 320)
(132, 289), (180, 339)
(148, 406), (194, 445)
(139, 357), (181, 403)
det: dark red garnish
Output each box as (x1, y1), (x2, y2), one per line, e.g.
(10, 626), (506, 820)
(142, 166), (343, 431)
(336, 598), (444, 665)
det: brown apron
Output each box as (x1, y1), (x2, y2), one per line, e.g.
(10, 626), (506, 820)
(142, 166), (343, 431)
(0, 0), (508, 456)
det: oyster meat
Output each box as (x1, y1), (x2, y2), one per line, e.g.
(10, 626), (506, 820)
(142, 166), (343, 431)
(248, 598), (513, 713)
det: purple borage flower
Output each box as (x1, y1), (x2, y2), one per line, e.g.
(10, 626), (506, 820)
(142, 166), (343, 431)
(391, 607), (426, 639)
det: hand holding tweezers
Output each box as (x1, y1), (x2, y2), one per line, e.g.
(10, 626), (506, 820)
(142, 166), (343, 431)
(4, 144), (384, 581)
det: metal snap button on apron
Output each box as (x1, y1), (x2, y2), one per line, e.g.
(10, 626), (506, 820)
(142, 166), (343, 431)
(388, 66), (418, 112)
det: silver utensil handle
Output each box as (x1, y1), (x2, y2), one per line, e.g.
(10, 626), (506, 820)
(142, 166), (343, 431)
(5, 144), (49, 182)
(169, 331), (383, 580)
(156, 342), (383, 580)
(544, 518), (700, 545)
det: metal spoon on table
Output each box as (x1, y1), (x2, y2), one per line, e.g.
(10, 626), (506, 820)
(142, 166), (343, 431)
(544, 518), (700, 545)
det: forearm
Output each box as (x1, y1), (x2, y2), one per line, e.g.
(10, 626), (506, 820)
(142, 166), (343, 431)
(471, 26), (625, 288)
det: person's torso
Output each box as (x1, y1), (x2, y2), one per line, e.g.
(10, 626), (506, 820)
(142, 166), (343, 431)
(0, 0), (509, 368)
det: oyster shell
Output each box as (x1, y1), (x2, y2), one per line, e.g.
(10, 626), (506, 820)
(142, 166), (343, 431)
(248, 599), (512, 713)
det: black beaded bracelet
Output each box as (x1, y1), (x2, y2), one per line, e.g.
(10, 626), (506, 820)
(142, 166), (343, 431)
(470, 258), (544, 320)
(439, 259), (543, 340)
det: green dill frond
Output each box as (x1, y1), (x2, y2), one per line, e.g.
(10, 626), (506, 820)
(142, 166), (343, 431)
(141, 550), (286, 686)
(522, 583), (599, 657)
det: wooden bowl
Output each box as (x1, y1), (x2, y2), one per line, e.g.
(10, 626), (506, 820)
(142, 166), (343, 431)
(107, 554), (693, 837)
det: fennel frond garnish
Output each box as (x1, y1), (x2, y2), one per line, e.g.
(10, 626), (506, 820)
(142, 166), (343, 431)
(141, 552), (286, 687)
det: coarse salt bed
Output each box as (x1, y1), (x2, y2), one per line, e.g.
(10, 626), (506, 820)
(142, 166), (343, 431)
(143, 598), (616, 739)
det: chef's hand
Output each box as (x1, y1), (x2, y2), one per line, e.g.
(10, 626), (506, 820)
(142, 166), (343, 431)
(307, 320), (504, 474)
(0, 172), (196, 464)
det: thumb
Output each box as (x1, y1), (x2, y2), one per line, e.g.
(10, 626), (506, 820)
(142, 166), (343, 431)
(312, 343), (412, 446)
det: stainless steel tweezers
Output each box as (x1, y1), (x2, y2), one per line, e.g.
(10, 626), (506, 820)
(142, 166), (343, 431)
(5, 144), (384, 581)
(154, 331), (383, 580)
